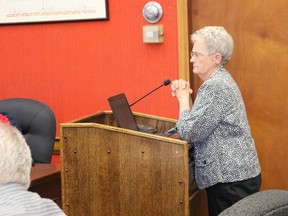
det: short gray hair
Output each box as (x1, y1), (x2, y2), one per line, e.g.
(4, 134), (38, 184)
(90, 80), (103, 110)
(0, 123), (32, 188)
(191, 26), (234, 65)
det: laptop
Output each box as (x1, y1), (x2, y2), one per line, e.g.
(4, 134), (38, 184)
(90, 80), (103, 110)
(108, 93), (139, 131)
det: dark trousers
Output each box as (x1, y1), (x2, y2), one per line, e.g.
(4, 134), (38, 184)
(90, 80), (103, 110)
(205, 174), (262, 216)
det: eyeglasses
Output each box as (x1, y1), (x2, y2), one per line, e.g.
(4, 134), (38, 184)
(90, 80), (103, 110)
(190, 51), (208, 60)
(190, 51), (221, 60)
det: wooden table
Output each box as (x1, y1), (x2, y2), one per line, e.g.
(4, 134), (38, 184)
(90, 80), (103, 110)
(29, 163), (62, 208)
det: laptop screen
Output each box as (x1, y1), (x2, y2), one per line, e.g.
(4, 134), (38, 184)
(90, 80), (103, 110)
(108, 93), (139, 131)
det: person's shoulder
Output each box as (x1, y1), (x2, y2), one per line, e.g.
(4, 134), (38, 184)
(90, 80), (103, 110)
(201, 75), (227, 93)
(200, 73), (236, 101)
(208, 69), (236, 89)
(0, 187), (66, 216)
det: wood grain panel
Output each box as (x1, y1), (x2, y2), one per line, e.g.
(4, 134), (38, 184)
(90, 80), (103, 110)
(177, 0), (190, 81)
(60, 112), (194, 216)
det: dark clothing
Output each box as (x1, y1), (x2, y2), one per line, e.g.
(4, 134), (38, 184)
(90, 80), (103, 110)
(206, 174), (262, 216)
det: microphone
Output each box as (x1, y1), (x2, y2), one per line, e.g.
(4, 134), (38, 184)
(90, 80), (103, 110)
(129, 79), (171, 107)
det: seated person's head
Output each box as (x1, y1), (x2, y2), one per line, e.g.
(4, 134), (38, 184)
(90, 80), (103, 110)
(0, 123), (32, 188)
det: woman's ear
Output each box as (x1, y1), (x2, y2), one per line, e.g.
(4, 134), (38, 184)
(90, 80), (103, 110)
(215, 53), (222, 65)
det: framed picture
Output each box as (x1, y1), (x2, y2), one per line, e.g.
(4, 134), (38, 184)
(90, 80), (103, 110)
(0, 0), (109, 25)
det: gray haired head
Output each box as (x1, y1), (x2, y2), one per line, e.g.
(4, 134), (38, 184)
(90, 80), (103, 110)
(191, 26), (234, 65)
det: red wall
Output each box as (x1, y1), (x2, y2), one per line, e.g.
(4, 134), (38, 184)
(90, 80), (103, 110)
(0, 1), (179, 136)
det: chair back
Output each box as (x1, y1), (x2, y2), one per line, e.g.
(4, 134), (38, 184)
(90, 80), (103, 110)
(0, 98), (56, 163)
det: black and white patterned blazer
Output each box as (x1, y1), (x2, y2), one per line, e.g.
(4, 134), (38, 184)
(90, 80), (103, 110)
(176, 67), (261, 189)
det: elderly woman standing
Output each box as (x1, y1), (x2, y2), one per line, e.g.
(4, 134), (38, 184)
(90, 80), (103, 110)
(171, 26), (261, 216)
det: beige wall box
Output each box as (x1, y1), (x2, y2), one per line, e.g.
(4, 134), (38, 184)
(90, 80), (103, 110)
(143, 25), (164, 43)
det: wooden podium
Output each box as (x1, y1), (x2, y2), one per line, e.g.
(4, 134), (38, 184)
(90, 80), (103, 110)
(60, 111), (200, 216)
